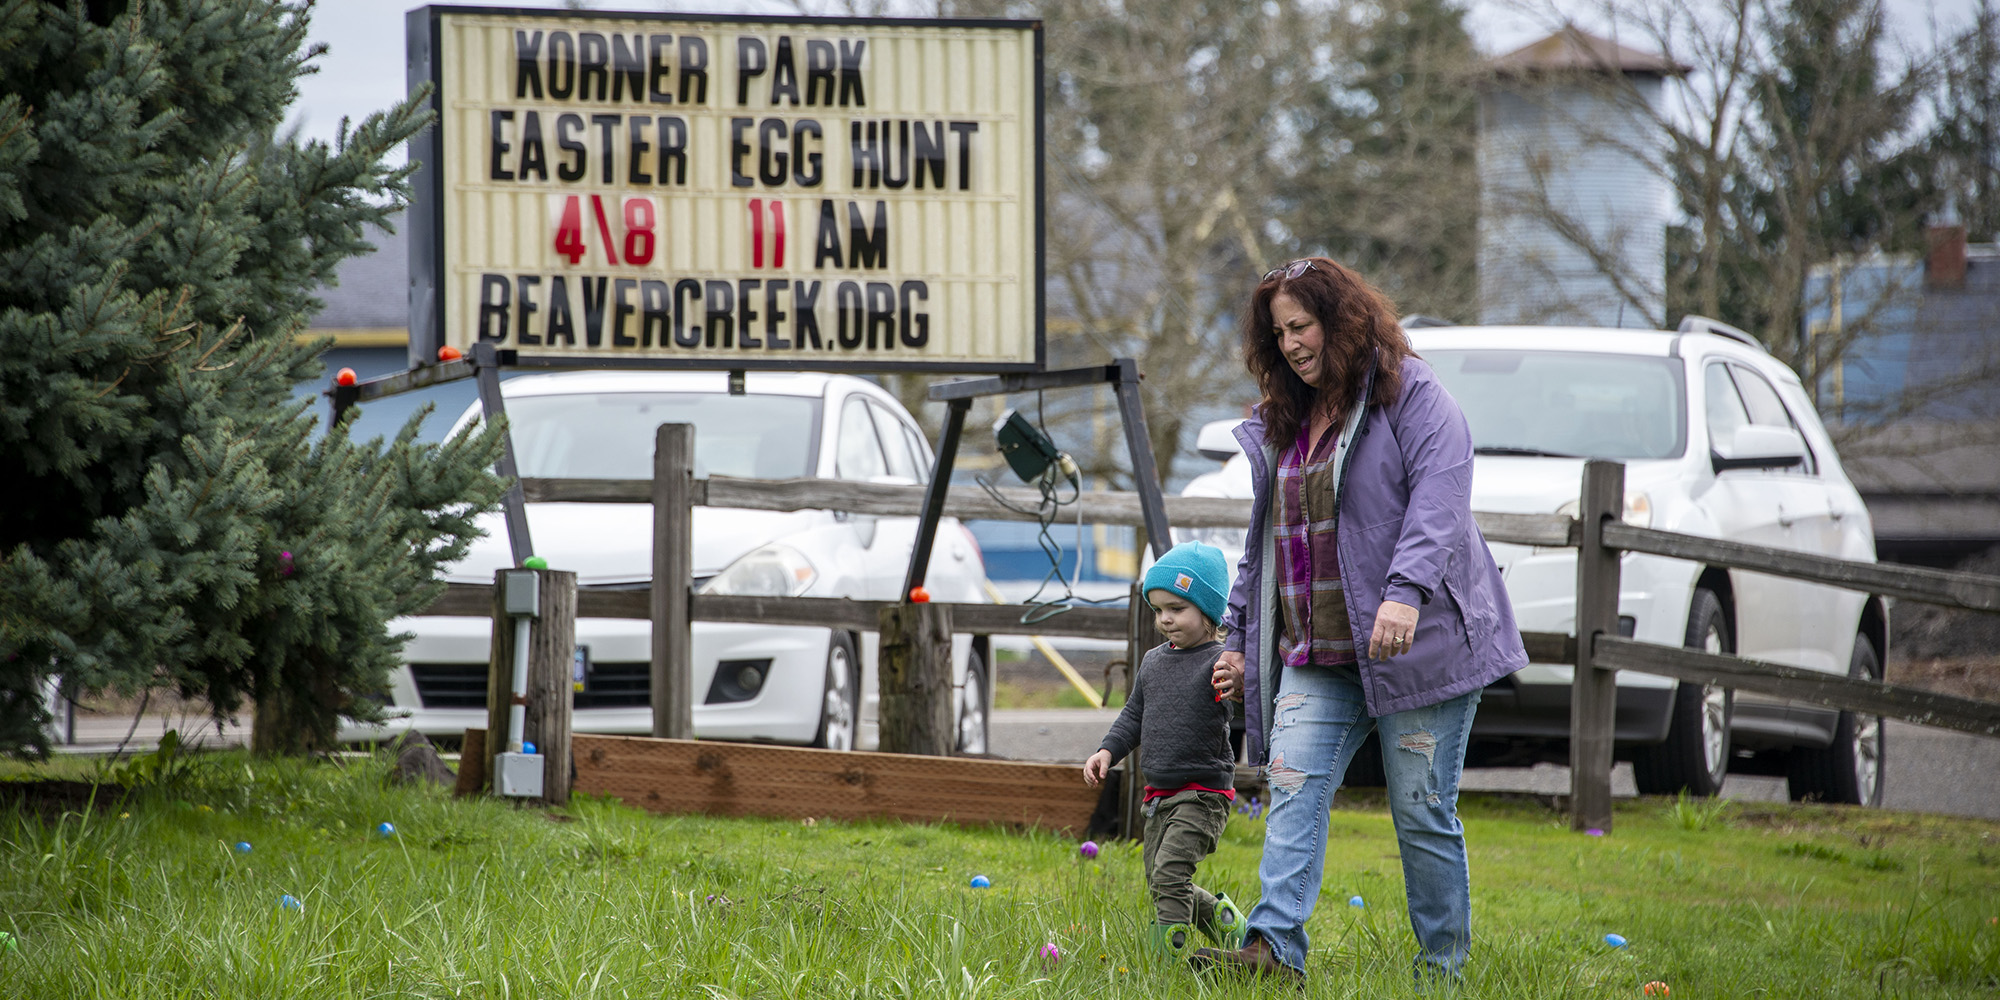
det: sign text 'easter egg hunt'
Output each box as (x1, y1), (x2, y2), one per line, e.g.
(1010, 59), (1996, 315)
(407, 8), (1044, 372)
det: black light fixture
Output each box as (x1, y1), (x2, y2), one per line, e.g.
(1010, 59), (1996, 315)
(994, 409), (1066, 483)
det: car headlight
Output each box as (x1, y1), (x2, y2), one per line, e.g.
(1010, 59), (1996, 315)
(1555, 492), (1653, 528)
(698, 543), (818, 597)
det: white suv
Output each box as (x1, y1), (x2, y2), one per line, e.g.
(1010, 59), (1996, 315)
(1183, 323), (1887, 804)
(339, 370), (993, 754)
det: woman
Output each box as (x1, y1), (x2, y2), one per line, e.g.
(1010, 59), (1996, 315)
(1198, 258), (1526, 984)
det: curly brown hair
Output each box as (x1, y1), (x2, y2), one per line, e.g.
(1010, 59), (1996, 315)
(1240, 257), (1413, 448)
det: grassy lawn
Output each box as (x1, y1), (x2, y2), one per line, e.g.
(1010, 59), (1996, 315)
(1, 748), (1995, 999)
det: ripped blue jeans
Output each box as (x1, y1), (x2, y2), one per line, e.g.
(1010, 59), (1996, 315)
(1245, 663), (1481, 979)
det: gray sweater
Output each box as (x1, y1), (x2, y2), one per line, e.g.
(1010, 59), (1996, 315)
(1097, 640), (1235, 791)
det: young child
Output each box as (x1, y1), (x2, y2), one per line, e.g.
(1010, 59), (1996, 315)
(1083, 541), (1248, 965)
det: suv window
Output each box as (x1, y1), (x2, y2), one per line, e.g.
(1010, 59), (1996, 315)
(899, 424), (933, 485)
(1704, 363), (1751, 446)
(1728, 364), (1818, 475)
(500, 392), (820, 480)
(835, 396), (889, 481)
(868, 402), (924, 483)
(1428, 350), (1686, 459)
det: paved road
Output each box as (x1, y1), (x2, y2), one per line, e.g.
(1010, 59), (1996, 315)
(991, 708), (2000, 821)
(58, 710), (249, 754)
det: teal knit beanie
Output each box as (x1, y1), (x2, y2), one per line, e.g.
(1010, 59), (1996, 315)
(1141, 541), (1230, 628)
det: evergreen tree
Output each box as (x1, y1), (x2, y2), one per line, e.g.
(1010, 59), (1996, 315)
(0, 0), (505, 757)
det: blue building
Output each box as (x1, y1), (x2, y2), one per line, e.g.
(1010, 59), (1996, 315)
(1802, 227), (2000, 565)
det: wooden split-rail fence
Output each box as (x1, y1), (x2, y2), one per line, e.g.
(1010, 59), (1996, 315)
(445, 428), (2000, 836)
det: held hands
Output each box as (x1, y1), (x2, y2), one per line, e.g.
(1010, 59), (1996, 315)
(1212, 650), (1244, 702)
(1083, 749), (1113, 787)
(1206, 602), (1416, 705)
(1368, 600), (1420, 659)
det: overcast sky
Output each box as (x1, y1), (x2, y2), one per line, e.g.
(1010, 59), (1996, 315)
(289, 0), (1985, 149)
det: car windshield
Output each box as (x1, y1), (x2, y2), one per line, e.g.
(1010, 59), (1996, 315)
(498, 393), (820, 480)
(1427, 350), (1687, 460)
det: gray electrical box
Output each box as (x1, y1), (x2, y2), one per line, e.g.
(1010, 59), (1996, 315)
(494, 751), (544, 798)
(503, 569), (540, 617)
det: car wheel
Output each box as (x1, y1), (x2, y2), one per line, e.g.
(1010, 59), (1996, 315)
(813, 632), (859, 750)
(1632, 587), (1733, 797)
(1786, 634), (1884, 806)
(955, 647), (989, 755)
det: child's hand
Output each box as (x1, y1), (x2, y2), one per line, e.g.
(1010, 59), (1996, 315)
(1082, 749), (1113, 787)
(1213, 651), (1245, 702)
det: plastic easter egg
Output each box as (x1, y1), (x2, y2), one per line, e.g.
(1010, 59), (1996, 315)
(1079, 840), (1099, 859)
(522, 741), (537, 755)
(335, 368), (357, 387)
(1604, 933), (1627, 948)
(1040, 942), (1060, 963)
(376, 822), (395, 837)
(438, 345), (463, 361)
(1643, 982), (1670, 997)
(280, 894), (303, 911)
(969, 874), (991, 888)
(523, 556), (548, 570)
(1348, 895), (1365, 908)
(234, 841), (252, 853)
(0, 931), (18, 952)
(1585, 828), (1606, 837)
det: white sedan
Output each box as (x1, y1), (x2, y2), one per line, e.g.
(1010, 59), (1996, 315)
(1183, 321), (1886, 804)
(339, 370), (993, 753)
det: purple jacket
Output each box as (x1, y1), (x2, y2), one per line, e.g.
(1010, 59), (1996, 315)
(1221, 356), (1527, 766)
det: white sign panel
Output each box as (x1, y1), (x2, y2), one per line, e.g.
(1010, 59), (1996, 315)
(407, 7), (1044, 372)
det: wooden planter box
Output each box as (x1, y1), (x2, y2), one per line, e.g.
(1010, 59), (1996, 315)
(571, 733), (1103, 835)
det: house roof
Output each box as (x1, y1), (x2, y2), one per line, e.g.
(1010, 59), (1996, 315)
(1489, 27), (1688, 78)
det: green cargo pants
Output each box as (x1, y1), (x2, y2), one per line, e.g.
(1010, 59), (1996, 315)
(1141, 788), (1231, 927)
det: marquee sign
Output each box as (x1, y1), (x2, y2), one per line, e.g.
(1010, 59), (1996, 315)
(406, 6), (1044, 372)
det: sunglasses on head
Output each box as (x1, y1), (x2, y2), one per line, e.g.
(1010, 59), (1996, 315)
(1263, 259), (1318, 282)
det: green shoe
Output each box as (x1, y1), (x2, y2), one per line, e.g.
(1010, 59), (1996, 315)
(1145, 922), (1196, 965)
(1205, 892), (1249, 949)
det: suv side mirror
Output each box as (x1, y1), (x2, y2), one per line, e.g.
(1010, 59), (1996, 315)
(1195, 419), (1245, 462)
(1712, 424), (1807, 473)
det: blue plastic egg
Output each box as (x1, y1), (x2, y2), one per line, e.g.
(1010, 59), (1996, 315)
(522, 741), (537, 755)
(376, 822), (395, 837)
(1604, 933), (1627, 948)
(279, 894), (302, 910)
(234, 841), (252, 853)
(969, 874), (991, 888)
(1348, 895), (1365, 908)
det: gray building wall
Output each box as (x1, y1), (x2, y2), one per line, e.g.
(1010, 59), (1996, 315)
(1478, 78), (1667, 328)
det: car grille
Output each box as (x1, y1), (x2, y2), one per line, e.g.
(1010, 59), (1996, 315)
(576, 661), (651, 709)
(408, 662), (654, 710)
(409, 663), (487, 709)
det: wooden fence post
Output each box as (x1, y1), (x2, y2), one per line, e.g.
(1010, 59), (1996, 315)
(879, 603), (954, 755)
(1120, 581), (1148, 840)
(652, 423), (695, 740)
(485, 567), (577, 805)
(1570, 460), (1624, 832)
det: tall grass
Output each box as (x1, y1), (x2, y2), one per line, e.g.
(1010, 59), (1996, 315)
(1, 752), (1994, 998)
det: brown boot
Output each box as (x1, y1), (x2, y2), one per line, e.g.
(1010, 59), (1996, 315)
(1189, 934), (1305, 984)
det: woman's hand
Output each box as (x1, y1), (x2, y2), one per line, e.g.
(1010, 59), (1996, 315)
(1212, 650), (1245, 702)
(1368, 600), (1420, 659)
(1083, 749), (1113, 786)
